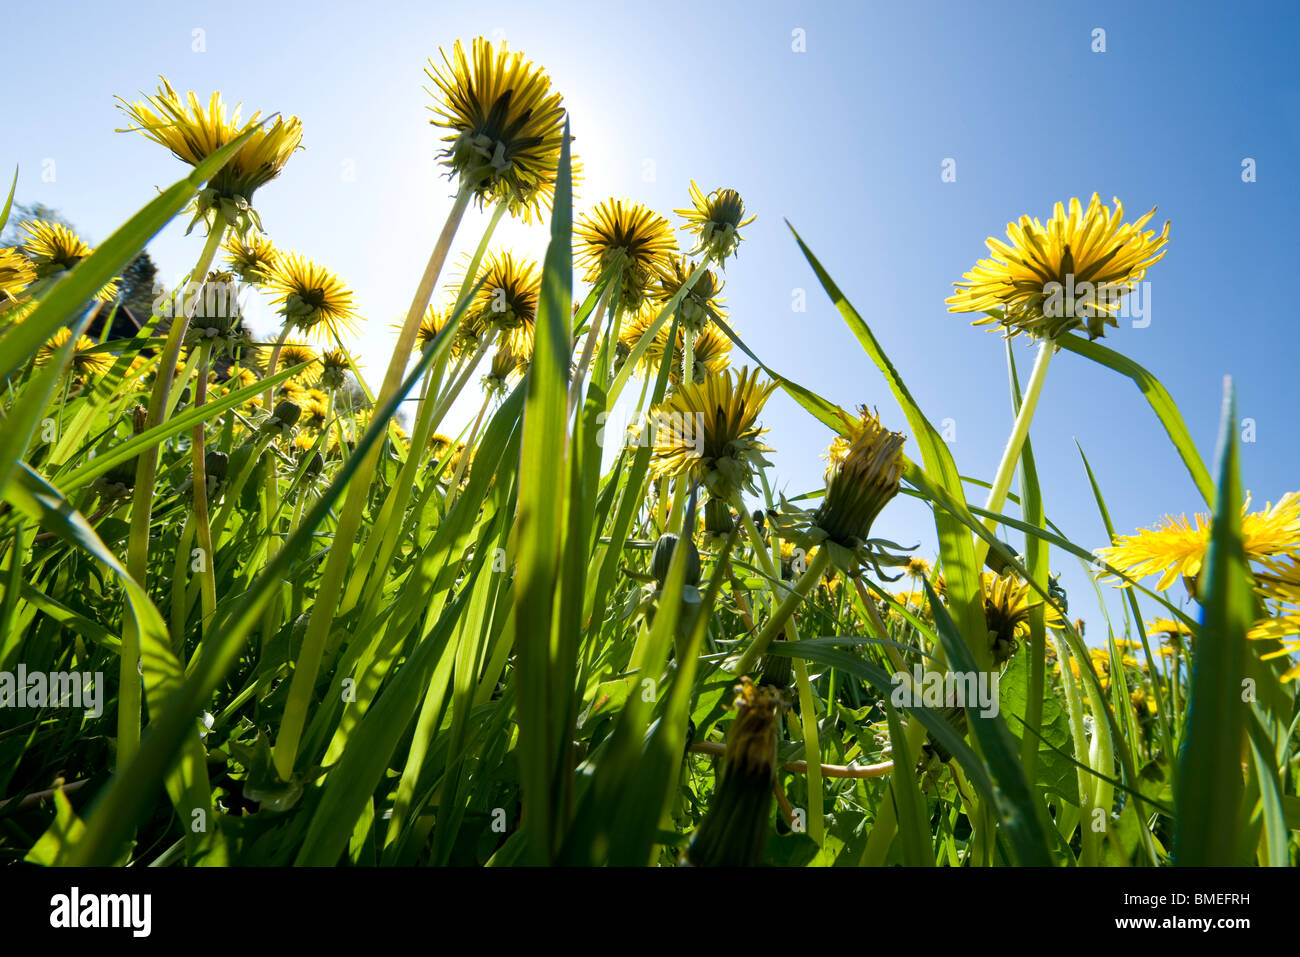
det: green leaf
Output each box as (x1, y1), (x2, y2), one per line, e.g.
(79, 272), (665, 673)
(512, 122), (574, 864)
(1053, 334), (1214, 505)
(1174, 378), (1253, 865)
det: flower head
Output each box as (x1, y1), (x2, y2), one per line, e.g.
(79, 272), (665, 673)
(1250, 557), (1300, 680)
(651, 255), (725, 332)
(981, 571), (1064, 666)
(575, 199), (677, 311)
(468, 250), (540, 353)
(264, 253), (359, 341)
(320, 348), (353, 391)
(37, 328), (114, 380)
(273, 342), (321, 384)
(116, 77), (302, 233)
(813, 406), (906, 551)
(0, 247), (36, 313)
(647, 367), (775, 498)
(425, 38), (568, 223)
(1096, 491), (1300, 593)
(18, 221), (119, 301)
(482, 343), (527, 395)
(947, 194), (1169, 341)
(675, 181), (755, 263)
(224, 232), (278, 284)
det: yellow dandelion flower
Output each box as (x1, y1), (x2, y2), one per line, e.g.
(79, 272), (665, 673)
(298, 388), (331, 431)
(274, 342), (321, 384)
(814, 406), (906, 550)
(947, 193), (1170, 341)
(468, 250), (540, 354)
(425, 38), (569, 223)
(36, 328), (115, 380)
(1097, 491), (1300, 592)
(1250, 557), (1300, 680)
(482, 343), (527, 394)
(116, 77), (302, 232)
(224, 231), (279, 284)
(647, 366), (775, 498)
(575, 199), (677, 311)
(18, 221), (119, 301)
(319, 347), (354, 391)
(651, 255), (726, 331)
(0, 247), (36, 311)
(264, 253), (359, 341)
(981, 571), (1065, 666)
(227, 366), (263, 409)
(906, 556), (932, 579)
(674, 180), (755, 263)
(412, 304), (464, 357)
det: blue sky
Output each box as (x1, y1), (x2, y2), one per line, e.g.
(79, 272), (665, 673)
(5, 0), (1297, 637)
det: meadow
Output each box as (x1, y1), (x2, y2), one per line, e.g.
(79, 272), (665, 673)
(0, 36), (1296, 867)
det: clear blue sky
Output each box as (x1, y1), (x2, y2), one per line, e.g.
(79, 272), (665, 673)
(6, 0), (1297, 638)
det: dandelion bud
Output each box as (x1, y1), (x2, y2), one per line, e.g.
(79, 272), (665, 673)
(652, 532), (701, 587)
(685, 678), (781, 866)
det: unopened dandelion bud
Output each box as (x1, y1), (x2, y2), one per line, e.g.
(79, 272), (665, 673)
(652, 532), (701, 587)
(685, 678), (782, 866)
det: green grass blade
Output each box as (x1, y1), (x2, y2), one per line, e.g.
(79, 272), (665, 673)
(1174, 378), (1253, 865)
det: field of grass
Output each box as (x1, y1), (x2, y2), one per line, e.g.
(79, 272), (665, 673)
(0, 37), (1296, 868)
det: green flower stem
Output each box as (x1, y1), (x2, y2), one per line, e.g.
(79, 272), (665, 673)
(189, 341), (218, 634)
(1054, 635), (1097, 864)
(272, 185), (471, 782)
(726, 500), (830, 847)
(975, 338), (1053, 563)
(567, 283), (613, 414)
(607, 260), (712, 410)
(682, 325), (696, 386)
(261, 323), (292, 411)
(446, 389), (492, 505)
(732, 543), (828, 678)
(120, 210), (227, 766)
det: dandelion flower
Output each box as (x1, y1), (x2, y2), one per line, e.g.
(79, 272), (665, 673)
(116, 77), (302, 233)
(651, 255), (725, 332)
(19, 221), (119, 301)
(575, 199), (677, 311)
(319, 348), (353, 391)
(273, 342), (322, 384)
(0, 247), (36, 311)
(224, 232), (279, 284)
(1097, 491), (1300, 592)
(675, 181), (755, 264)
(813, 406), (906, 552)
(264, 253), (359, 341)
(947, 193), (1169, 341)
(981, 571), (1064, 666)
(468, 251), (540, 354)
(1250, 557), (1300, 680)
(37, 328), (114, 380)
(482, 343), (527, 394)
(647, 366), (775, 498)
(425, 38), (568, 223)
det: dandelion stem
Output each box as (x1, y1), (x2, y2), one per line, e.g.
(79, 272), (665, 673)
(190, 341), (218, 634)
(732, 545), (829, 677)
(120, 209), (226, 766)
(977, 338), (1053, 557)
(567, 283), (613, 414)
(272, 185), (471, 781)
